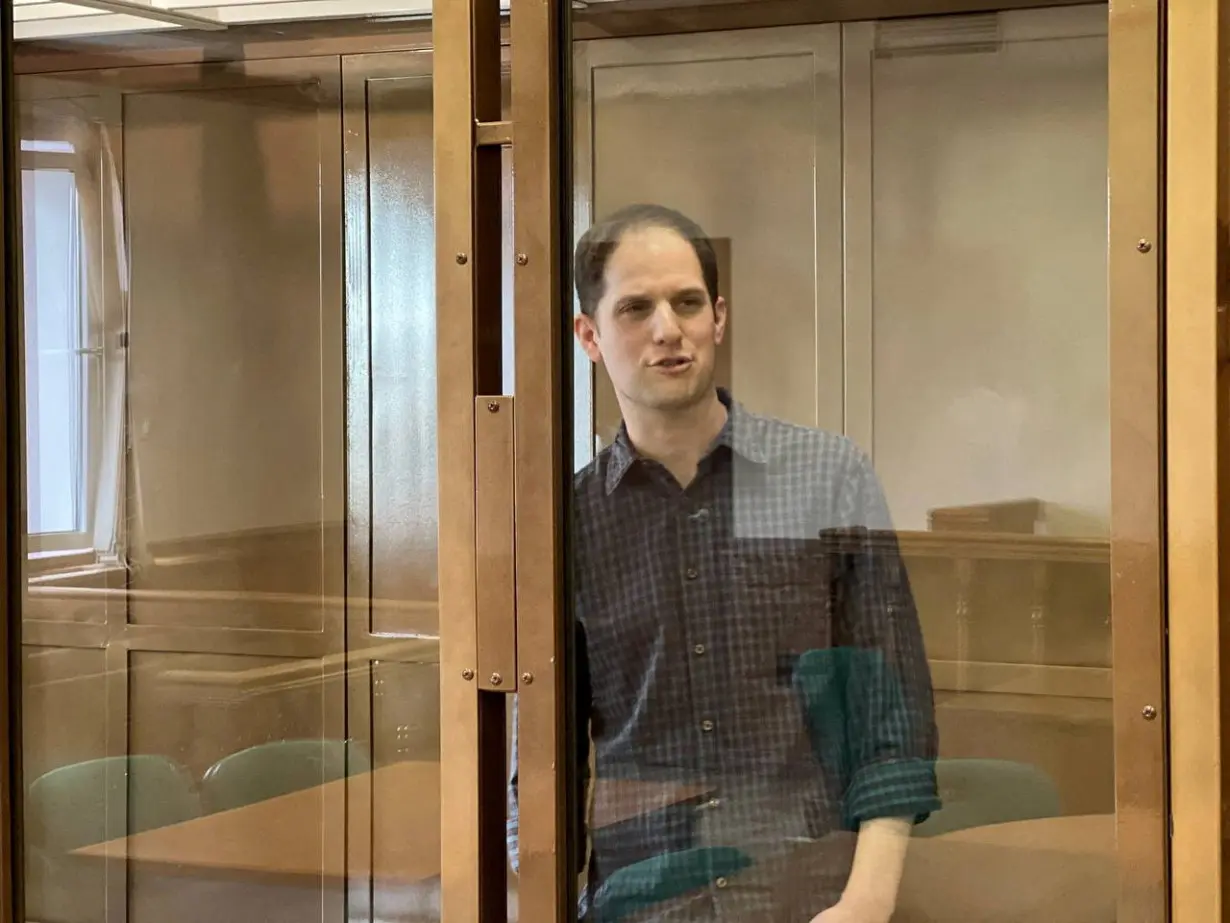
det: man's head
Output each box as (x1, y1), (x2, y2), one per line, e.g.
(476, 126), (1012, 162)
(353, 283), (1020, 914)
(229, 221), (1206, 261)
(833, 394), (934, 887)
(574, 204), (727, 416)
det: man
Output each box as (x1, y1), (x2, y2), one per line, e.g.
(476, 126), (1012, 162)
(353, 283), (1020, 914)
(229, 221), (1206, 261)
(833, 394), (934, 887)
(510, 204), (939, 922)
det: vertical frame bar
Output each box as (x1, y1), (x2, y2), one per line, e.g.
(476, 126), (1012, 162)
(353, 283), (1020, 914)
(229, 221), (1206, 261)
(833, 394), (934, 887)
(841, 22), (875, 454)
(475, 396), (518, 691)
(1108, 0), (1169, 920)
(512, 0), (571, 920)
(0, 0), (20, 920)
(438, 1), (509, 921)
(340, 50), (376, 923)
(1166, 0), (1227, 916)
(434, 2), (482, 922)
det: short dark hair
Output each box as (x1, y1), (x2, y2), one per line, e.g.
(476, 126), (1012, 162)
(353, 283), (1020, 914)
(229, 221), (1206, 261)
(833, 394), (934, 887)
(574, 203), (719, 317)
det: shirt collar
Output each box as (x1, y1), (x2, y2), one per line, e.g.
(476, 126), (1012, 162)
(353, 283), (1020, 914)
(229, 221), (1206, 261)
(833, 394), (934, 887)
(604, 388), (768, 495)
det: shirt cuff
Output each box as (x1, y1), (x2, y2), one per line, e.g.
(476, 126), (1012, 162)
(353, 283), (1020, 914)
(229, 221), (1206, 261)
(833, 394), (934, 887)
(844, 756), (941, 828)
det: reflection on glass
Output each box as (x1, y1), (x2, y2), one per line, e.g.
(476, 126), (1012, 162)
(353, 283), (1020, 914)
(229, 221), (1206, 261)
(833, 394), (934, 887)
(18, 36), (443, 923)
(559, 5), (1114, 921)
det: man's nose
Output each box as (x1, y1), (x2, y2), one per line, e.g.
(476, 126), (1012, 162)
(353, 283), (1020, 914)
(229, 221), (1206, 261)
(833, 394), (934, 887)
(649, 302), (683, 343)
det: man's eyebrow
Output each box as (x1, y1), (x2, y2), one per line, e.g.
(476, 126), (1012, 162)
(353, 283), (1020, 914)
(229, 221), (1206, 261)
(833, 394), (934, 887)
(614, 294), (650, 309)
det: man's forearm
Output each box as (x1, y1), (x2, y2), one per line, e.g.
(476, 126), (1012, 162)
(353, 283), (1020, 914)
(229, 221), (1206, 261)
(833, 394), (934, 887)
(840, 815), (912, 920)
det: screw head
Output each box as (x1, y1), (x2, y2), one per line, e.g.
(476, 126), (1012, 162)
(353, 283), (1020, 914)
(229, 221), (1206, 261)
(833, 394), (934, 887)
(456, 252), (469, 264)
(461, 668), (475, 681)
(521, 672), (534, 685)
(1137, 239), (1153, 254)
(487, 400), (500, 413)
(1142, 704), (1158, 720)
(490, 673), (503, 686)
(516, 253), (529, 266)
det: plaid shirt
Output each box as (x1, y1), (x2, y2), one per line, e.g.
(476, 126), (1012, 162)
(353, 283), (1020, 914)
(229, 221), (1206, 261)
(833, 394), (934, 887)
(509, 389), (939, 919)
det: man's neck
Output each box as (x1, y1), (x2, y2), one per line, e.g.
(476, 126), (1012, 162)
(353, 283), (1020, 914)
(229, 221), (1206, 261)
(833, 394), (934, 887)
(623, 391), (728, 487)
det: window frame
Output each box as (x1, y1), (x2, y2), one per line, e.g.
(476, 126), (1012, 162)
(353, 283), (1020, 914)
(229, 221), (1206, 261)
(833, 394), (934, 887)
(19, 138), (111, 563)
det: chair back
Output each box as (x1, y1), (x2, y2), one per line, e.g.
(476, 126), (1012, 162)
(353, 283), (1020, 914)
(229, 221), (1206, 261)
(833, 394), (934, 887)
(201, 738), (370, 813)
(27, 755), (201, 852)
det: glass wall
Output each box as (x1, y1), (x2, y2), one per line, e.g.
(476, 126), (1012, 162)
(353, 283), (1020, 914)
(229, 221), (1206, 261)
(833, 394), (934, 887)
(558, 4), (1138, 921)
(7, 1), (1169, 921)
(16, 32), (447, 923)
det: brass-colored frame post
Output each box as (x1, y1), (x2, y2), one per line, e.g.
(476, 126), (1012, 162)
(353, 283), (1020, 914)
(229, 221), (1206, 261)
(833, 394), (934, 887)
(511, 0), (571, 921)
(434, 0), (510, 920)
(1108, 0), (1168, 919)
(1166, 0), (1229, 917)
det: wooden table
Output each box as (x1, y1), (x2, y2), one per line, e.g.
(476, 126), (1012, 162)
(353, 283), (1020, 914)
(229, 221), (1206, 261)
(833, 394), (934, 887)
(75, 780), (1115, 923)
(74, 760), (709, 884)
(896, 814), (1116, 922)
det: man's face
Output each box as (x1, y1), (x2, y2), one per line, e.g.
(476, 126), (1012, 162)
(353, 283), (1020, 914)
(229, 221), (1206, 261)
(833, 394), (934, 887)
(575, 225), (727, 415)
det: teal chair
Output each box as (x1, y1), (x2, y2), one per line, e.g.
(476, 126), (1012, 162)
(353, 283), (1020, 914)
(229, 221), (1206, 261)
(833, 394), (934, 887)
(792, 647), (942, 829)
(200, 738), (370, 813)
(591, 846), (753, 923)
(792, 648), (1061, 837)
(27, 755), (201, 852)
(912, 758), (1062, 837)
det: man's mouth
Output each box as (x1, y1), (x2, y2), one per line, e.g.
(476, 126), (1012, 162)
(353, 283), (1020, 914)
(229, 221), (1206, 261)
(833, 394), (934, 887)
(652, 357), (693, 369)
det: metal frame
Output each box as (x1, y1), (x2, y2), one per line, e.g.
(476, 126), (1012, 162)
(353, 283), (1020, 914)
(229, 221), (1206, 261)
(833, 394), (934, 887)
(1, 2), (24, 923)
(432, 1), (503, 920)
(0, 0), (1197, 920)
(1164, 0), (1225, 917)
(1108, 0), (1168, 918)
(512, 0), (571, 919)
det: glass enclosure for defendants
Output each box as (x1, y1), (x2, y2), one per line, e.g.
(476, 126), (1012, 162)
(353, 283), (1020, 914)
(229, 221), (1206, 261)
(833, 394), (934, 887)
(556, 6), (1161, 922)
(0, 0), (1207, 919)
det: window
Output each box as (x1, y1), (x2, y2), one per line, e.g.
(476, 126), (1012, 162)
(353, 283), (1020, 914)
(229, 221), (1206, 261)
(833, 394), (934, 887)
(22, 140), (101, 556)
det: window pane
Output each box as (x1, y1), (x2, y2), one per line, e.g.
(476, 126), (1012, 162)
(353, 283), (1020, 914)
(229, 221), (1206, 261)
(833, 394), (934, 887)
(23, 166), (85, 538)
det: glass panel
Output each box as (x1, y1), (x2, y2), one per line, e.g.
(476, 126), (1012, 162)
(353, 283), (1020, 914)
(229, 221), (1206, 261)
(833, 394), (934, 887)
(560, 4), (1126, 922)
(16, 31), (442, 923)
(121, 78), (344, 631)
(366, 68), (439, 635)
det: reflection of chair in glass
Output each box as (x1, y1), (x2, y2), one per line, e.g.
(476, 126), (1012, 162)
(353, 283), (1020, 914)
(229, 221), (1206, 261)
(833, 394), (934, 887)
(591, 846), (753, 923)
(200, 738), (371, 813)
(26, 755), (202, 923)
(791, 647), (1063, 837)
(912, 758), (1062, 837)
(27, 755), (202, 851)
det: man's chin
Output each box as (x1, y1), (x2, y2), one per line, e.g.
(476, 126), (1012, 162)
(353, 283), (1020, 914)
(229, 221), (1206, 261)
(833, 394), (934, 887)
(639, 382), (712, 412)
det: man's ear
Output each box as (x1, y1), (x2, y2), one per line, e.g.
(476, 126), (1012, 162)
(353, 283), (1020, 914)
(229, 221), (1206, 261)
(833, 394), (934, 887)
(574, 311), (603, 363)
(713, 295), (728, 345)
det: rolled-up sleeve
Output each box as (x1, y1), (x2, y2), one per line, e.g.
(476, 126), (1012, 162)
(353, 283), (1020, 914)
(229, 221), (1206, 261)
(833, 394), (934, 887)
(834, 452), (940, 829)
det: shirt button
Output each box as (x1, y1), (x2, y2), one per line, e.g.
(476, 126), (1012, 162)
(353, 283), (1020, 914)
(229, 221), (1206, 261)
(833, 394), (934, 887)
(685, 567), (699, 581)
(691, 508), (710, 522)
(715, 877), (729, 889)
(701, 719), (715, 733)
(693, 643), (706, 656)
(707, 797), (722, 808)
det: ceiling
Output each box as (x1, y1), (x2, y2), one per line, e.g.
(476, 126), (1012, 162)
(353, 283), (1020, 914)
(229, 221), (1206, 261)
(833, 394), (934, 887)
(13, 0), (437, 40)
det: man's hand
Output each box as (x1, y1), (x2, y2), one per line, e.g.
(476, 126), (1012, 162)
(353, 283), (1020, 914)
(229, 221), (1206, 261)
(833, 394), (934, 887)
(811, 815), (912, 923)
